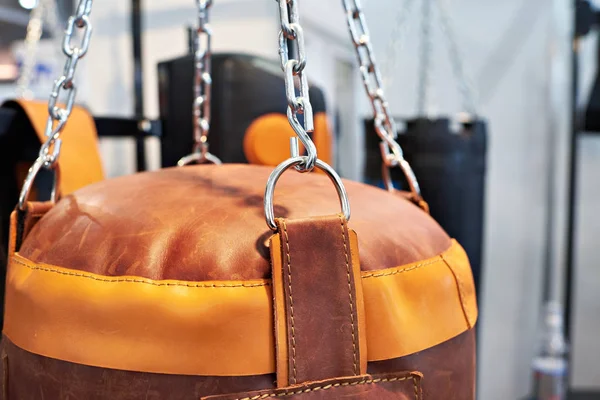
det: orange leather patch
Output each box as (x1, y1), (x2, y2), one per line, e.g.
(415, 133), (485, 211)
(243, 112), (332, 167)
(9, 99), (104, 195)
(4, 240), (476, 376)
(243, 113), (299, 166)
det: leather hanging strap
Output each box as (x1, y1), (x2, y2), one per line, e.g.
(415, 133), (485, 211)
(204, 213), (424, 399)
(270, 214), (367, 387)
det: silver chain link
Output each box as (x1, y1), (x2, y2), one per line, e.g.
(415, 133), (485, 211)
(341, 0), (421, 199)
(178, 0), (222, 166)
(18, 0), (94, 209)
(276, 0), (316, 172)
(435, 0), (477, 117)
(265, 0), (349, 229)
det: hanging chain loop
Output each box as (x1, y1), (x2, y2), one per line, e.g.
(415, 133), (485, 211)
(18, 0), (94, 210)
(381, 0), (416, 92)
(265, 0), (349, 230)
(342, 0), (422, 200)
(276, 0), (316, 172)
(435, 0), (477, 117)
(178, 0), (221, 166)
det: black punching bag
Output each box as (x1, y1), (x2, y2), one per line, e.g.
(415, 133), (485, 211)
(364, 117), (487, 295)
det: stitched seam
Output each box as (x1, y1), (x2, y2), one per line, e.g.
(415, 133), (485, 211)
(339, 215), (358, 376)
(10, 258), (269, 288)
(413, 375), (419, 400)
(441, 254), (471, 328)
(361, 258), (441, 278)
(231, 376), (414, 400)
(282, 221), (297, 384)
(10, 255), (448, 287)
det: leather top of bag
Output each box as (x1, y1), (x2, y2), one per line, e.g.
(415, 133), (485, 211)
(19, 164), (450, 280)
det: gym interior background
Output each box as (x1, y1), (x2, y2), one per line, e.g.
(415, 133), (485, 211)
(0, 0), (599, 399)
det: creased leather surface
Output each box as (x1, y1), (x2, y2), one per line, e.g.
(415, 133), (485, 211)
(202, 372), (423, 400)
(271, 215), (365, 386)
(0, 330), (473, 399)
(18, 164), (450, 280)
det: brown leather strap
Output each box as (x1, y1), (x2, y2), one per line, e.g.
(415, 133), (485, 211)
(270, 214), (367, 387)
(202, 371), (423, 400)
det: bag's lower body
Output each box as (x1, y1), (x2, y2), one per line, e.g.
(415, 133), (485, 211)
(0, 329), (474, 399)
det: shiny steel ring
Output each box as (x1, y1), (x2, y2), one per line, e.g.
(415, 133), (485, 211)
(18, 157), (60, 210)
(264, 156), (351, 230)
(177, 151), (222, 167)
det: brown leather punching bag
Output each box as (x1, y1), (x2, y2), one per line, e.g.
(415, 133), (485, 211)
(1, 1), (477, 399)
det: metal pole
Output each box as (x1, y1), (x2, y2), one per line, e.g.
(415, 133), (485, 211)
(132, 0), (146, 172)
(564, 0), (581, 387)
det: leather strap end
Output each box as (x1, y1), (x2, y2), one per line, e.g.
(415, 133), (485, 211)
(270, 214), (367, 387)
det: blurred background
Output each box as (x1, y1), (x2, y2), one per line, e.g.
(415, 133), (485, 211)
(0, 0), (599, 399)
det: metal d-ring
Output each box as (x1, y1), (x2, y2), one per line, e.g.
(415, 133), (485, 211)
(18, 157), (61, 210)
(264, 155), (351, 230)
(177, 151), (222, 167)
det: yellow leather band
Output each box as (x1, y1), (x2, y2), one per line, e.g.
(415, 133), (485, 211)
(4, 240), (476, 376)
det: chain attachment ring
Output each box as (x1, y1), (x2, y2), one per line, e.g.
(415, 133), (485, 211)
(265, 140), (350, 230)
(18, 0), (93, 210)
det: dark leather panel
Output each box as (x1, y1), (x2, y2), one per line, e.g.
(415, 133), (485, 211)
(19, 164), (450, 280)
(202, 372), (423, 400)
(0, 330), (474, 400)
(0, 336), (276, 400)
(368, 328), (477, 400)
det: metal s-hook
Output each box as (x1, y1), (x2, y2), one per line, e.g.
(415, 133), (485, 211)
(264, 0), (350, 230)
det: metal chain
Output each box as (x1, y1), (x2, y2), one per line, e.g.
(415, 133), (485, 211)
(16, 2), (45, 99)
(416, 0), (434, 116)
(434, 0), (477, 117)
(265, 0), (349, 230)
(178, 0), (221, 166)
(276, 0), (316, 172)
(18, 0), (94, 210)
(381, 0), (416, 92)
(341, 0), (421, 199)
